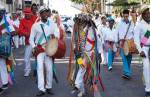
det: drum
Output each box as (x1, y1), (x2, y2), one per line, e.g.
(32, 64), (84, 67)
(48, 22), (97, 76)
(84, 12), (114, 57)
(0, 34), (12, 58)
(45, 38), (66, 58)
(123, 39), (139, 55)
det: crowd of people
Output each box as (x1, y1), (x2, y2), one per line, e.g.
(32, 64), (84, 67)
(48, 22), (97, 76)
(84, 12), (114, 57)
(0, 2), (150, 97)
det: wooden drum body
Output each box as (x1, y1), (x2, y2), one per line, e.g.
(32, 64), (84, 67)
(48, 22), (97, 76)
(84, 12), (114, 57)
(45, 38), (66, 58)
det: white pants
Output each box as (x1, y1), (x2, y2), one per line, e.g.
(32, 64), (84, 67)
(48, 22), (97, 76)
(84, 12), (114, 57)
(75, 67), (86, 93)
(19, 36), (25, 46)
(142, 47), (150, 92)
(37, 53), (53, 92)
(101, 49), (107, 65)
(0, 58), (8, 85)
(24, 45), (32, 72)
(13, 36), (19, 48)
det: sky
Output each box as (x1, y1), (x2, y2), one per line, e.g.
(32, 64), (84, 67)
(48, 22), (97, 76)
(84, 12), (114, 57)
(43, 0), (81, 16)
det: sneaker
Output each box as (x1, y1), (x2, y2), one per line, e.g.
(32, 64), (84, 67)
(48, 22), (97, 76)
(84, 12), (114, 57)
(0, 88), (4, 95)
(36, 91), (45, 97)
(71, 87), (79, 94)
(24, 71), (30, 77)
(46, 89), (54, 95)
(122, 74), (131, 80)
(77, 91), (84, 97)
(108, 66), (112, 71)
(145, 92), (150, 97)
(2, 83), (8, 90)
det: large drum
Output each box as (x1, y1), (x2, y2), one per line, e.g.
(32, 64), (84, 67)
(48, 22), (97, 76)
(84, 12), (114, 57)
(123, 39), (139, 55)
(45, 38), (66, 58)
(0, 34), (12, 58)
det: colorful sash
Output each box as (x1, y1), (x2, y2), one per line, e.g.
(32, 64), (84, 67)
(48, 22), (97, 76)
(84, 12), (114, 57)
(141, 30), (150, 46)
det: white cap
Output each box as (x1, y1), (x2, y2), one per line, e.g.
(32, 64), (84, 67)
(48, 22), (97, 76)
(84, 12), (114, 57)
(0, 5), (5, 10)
(141, 5), (150, 14)
(39, 6), (47, 14)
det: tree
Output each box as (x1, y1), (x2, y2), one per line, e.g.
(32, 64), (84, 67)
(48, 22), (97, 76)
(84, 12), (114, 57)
(70, 0), (101, 13)
(70, 0), (85, 4)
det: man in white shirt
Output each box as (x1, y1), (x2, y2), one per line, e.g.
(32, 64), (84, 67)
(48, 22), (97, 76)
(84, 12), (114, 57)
(12, 12), (20, 48)
(97, 15), (108, 65)
(103, 18), (118, 71)
(134, 5), (150, 97)
(116, 9), (135, 79)
(29, 6), (59, 96)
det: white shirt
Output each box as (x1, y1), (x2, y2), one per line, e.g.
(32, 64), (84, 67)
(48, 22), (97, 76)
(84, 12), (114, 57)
(116, 19), (135, 40)
(29, 18), (59, 48)
(103, 27), (118, 42)
(134, 20), (150, 53)
(12, 19), (20, 28)
(89, 26), (103, 54)
(97, 24), (108, 44)
(83, 26), (103, 54)
(94, 18), (101, 27)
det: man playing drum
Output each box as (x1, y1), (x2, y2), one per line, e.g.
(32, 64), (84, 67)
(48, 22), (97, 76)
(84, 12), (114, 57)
(97, 15), (108, 66)
(0, 6), (15, 94)
(134, 5), (150, 97)
(116, 9), (135, 79)
(29, 6), (59, 96)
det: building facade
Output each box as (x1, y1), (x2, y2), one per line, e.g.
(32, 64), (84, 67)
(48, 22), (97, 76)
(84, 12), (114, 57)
(0, 0), (43, 13)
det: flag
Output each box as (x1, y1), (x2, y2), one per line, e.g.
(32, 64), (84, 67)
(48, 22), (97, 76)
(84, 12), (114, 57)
(0, 14), (11, 33)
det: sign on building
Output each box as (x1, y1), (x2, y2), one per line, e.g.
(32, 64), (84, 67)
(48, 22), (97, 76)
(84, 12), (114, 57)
(6, 0), (13, 4)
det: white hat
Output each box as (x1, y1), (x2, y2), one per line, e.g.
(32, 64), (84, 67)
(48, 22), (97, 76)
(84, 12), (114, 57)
(39, 6), (47, 14)
(0, 5), (5, 10)
(140, 5), (150, 14)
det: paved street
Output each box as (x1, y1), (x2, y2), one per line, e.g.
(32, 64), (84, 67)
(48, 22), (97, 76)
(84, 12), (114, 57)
(0, 34), (145, 97)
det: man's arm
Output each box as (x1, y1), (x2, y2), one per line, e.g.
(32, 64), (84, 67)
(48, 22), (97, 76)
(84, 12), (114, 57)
(29, 24), (37, 48)
(53, 23), (60, 39)
(134, 23), (142, 53)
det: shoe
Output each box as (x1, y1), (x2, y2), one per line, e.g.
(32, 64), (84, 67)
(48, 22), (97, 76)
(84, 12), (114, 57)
(71, 87), (79, 94)
(36, 91), (45, 97)
(0, 88), (4, 95)
(77, 91), (84, 97)
(122, 74), (131, 80)
(2, 83), (8, 90)
(145, 92), (150, 97)
(46, 89), (54, 95)
(108, 66), (112, 71)
(24, 71), (30, 77)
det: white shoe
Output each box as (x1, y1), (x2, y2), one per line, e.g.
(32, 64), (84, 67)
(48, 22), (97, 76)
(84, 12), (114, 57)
(71, 90), (76, 94)
(108, 66), (112, 71)
(24, 71), (30, 77)
(77, 91), (83, 97)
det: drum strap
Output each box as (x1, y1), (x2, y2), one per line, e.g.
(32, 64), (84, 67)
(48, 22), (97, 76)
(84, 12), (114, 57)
(124, 21), (131, 40)
(40, 24), (48, 42)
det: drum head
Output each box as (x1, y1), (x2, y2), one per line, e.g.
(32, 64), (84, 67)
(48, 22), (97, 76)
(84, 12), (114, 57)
(45, 38), (58, 56)
(123, 41), (129, 56)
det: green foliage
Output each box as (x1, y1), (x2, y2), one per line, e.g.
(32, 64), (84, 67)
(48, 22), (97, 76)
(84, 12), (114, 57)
(70, 0), (85, 4)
